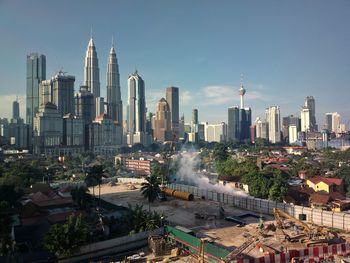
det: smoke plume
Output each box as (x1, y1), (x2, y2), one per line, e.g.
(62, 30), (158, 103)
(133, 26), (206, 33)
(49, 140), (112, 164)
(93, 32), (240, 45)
(173, 148), (247, 196)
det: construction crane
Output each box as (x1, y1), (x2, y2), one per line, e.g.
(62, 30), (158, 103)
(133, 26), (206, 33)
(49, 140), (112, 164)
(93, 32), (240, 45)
(273, 208), (311, 234)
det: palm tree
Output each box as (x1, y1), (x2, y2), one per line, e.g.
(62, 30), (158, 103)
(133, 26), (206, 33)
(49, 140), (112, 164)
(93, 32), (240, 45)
(86, 165), (104, 207)
(140, 174), (161, 212)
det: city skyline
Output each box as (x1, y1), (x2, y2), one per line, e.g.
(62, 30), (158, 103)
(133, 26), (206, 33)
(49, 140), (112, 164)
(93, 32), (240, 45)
(1, 1), (350, 126)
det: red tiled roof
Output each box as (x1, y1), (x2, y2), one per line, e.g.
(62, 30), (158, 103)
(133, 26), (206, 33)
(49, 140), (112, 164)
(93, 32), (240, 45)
(309, 193), (331, 205)
(47, 211), (85, 224)
(308, 176), (343, 186)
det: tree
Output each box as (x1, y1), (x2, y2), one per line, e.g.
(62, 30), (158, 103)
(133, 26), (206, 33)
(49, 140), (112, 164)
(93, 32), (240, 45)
(213, 143), (228, 162)
(268, 171), (288, 201)
(43, 215), (88, 257)
(85, 165), (104, 206)
(140, 174), (161, 212)
(0, 201), (13, 256)
(123, 204), (164, 234)
(71, 186), (91, 210)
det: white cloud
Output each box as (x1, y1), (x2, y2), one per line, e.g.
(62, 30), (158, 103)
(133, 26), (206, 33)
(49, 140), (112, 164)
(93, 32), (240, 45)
(0, 94), (26, 119)
(180, 90), (192, 106)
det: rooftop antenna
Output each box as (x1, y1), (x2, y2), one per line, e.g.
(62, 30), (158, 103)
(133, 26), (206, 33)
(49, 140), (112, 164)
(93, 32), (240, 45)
(240, 73), (244, 87)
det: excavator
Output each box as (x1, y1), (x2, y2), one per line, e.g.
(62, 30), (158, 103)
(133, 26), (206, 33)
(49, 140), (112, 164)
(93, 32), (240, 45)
(272, 208), (336, 245)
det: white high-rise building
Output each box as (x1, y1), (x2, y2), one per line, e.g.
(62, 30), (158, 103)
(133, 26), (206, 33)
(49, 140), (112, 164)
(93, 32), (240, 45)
(204, 122), (227, 142)
(127, 71), (150, 146)
(289, 125), (298, 144)
(106, 42), (123, 125)
(255, 117), (268, 139)
(325, 112), (341, 133)
(266, 106), (281, 143)
(301, 107), (311, 132)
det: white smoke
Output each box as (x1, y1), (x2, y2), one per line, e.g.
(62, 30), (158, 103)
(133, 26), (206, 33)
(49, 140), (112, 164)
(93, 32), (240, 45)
(173, 148), (247, 196)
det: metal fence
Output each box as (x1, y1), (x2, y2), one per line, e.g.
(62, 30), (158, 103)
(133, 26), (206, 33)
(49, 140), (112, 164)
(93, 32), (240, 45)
(168, 184), (350, 231)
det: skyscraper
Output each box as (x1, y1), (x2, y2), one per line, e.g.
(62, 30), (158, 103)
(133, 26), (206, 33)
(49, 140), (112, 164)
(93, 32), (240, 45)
(165, 87), (179, 138)
(228, 106), (239, 141)
(154, 98), (172, 142)
(300, 107), (310, 132)
(106, 42), (123, 124)
(12, 100), (20, 120)
(325, 112), (341, 133)
(26, 53), (46, 126)
(192, 109), (198, 126)
(305, 96), (317, 131)
(227, 79), (251, 142)
(266, 106), (281, 143)
(127, 71), (150, 145)
(84, 37), (100, 98)
(39, 71), (75, 117)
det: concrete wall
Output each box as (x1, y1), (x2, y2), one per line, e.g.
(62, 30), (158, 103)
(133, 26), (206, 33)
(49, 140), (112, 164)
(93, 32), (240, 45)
(59, 227), (163, 263)
(55, 177), (146, 188)
(168, 184), (350, 231)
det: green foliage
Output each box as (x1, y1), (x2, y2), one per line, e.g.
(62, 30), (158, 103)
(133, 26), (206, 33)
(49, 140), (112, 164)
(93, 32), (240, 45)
(0, 201), (13, 256)
(216, 157), (258, 181)
(43, 215), (88, 257)
(0, 162), (45, 187)
(123, 204), (164, 234)
(0, 185), (22, 206)
(140, 174), (161, 211)
(334, 165), (350, 194)
(212, 143), (228, 162)
(242, 169), (289, 201)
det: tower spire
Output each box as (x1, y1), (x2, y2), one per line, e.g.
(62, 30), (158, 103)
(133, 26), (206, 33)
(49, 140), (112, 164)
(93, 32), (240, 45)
(239, 74), (246, 109)
(90, 26), (93, 39)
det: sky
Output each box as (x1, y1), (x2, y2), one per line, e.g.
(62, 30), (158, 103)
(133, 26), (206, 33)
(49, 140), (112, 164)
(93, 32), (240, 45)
(0, 0), (350, 128)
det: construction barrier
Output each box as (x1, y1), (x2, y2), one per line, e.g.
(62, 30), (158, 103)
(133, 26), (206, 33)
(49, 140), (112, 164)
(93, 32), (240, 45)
(167, 183), (350, 231)
(236, 243), (350, 263)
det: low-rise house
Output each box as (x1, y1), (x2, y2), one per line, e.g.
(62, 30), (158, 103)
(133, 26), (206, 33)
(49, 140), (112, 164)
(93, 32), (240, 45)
(306, 176), (344, 194)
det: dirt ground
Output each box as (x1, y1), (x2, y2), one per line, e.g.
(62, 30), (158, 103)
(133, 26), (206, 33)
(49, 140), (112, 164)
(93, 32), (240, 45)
(95, 183), (350, 259)
(95, 183), (284, 258)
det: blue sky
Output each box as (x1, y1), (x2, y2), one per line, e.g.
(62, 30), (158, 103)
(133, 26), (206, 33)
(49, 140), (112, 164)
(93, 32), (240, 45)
(0, 0), (350, 127)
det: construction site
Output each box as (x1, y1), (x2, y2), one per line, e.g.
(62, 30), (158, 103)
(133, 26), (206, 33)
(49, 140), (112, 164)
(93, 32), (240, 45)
(98, 182), (350, 262)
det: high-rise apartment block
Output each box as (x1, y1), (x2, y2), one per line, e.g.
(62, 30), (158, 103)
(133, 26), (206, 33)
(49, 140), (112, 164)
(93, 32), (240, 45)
(266, 106), (281, 143)
(26, 53), (46, 126)
(301, 107), (310, 132)
(205, 122), (227, 142)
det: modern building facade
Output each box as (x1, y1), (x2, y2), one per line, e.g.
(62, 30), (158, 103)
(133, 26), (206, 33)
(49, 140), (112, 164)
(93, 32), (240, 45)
(255, 117), (269, 140)
(126, 71), (150, 145)
(166, 87), (179, 139)
(26, 53), (46, 126)
(39, 72), (75, 117)
(325, 112), (341, 133)
(106, 43), (123, 125)
(266, 106), (281, 143)
(205, 122), (227, 142)
(305, 96), (317, 131)
(33, 102), (63, 155)
(153, 98), (172, 142)
(227, 81), (251, 142)
(301, 107), (311, 132)
(84, 37), (100, 98)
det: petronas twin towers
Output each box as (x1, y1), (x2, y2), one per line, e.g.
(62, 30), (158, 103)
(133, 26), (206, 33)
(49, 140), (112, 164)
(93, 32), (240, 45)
(83, 36), (123, 124)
